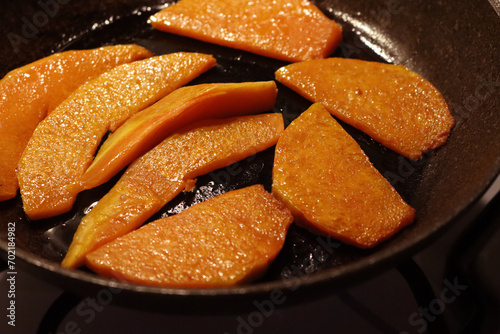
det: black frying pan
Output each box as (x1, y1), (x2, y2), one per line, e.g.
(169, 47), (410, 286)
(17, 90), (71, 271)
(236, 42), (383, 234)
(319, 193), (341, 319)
(0, 0), (499, 313)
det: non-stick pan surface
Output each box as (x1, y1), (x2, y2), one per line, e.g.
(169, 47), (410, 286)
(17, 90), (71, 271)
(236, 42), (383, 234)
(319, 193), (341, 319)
(0, 0), (499, 313)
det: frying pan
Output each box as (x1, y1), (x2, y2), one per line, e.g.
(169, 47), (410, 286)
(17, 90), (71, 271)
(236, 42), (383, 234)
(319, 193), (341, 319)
(0, 0), (499, 313)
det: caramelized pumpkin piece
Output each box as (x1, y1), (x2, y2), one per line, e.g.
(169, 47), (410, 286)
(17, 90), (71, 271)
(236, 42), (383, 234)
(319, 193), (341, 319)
(81, 81), (278, 189)
(85, 184), (293, 288)
(17, 52), (216, 220)
(275, 58), (455, 160)
(62, 113), (284, 269)
(150, 0), (342, 62)
(272, 103), (415, 248)
(0, 44), (152, 201)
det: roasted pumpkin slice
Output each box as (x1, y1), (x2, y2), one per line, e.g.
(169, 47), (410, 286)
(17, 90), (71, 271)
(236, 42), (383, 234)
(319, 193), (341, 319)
(150, 0), (342, 62)
(272, 103), (415, 248)
(85, 184), (293, 288)
(62, 113), (284, 269)
(81, 81), (278, 189)
(275, 58), (455, 160)
(0, 44), (152, 201)
(17, 52), (216, 220)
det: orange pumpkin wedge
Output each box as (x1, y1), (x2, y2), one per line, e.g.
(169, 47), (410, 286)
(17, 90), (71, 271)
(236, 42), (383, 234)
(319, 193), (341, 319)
(17, 52), (216, 220)
(85, 184), (293, 288)
(0, 44), (152, 201)
(62, 113), (284, 269)
(150, 0), (342, 62)
(81, 81), (278, 190)
(275, 58), (455, 160)
(272, 103), (415, 248)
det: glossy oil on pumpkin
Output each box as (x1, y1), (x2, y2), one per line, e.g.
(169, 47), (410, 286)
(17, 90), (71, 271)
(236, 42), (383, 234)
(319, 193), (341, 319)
(62, 113), (284, 269)
(272, 103), (415, 248)
(150, 0), (342, 62)
(0, 44), (152, 201)
(85, 184), (293, 288)
(275, 58), (455, 160)
(17, 52), (216, 220)
(81, 81), (278, 189)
